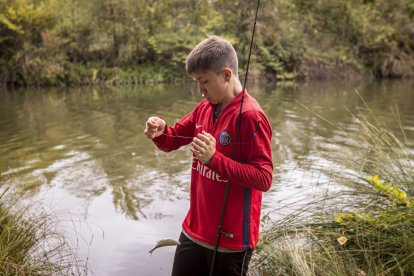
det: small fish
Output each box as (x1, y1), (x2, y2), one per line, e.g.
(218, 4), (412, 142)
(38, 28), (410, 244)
(149, 239), (180, 256)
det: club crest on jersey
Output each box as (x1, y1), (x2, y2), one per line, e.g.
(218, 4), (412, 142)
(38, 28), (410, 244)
(219, 131), (231, 146)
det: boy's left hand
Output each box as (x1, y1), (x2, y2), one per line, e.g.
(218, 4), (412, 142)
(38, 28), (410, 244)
(191, 131), (216, 165)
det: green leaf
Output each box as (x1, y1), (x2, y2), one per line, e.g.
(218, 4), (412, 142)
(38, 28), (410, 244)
(0, 14), (24, 34)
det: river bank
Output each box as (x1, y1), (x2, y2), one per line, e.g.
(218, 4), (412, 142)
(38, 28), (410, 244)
(2, 0), (413, 87)
(1, 61), (372, 88)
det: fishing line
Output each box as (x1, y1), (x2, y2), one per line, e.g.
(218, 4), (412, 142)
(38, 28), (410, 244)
(210, 0), (261, 275)
(159, 132), (258, 145)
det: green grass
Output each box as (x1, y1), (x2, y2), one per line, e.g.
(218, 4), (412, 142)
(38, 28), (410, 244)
(0, 181), (87, 275)
(12, 61), (184, 87)
(252, 93), (414, 275)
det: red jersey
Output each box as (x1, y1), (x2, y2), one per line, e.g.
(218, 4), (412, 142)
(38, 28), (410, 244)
(153, 91), (273, 251)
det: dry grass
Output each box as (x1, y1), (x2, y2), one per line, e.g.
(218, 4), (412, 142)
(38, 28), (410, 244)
(253, 93), (414, 275)
(0, 178), (88, 276)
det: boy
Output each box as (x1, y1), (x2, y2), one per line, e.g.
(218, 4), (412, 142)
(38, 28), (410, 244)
(144, 36), (273, 276)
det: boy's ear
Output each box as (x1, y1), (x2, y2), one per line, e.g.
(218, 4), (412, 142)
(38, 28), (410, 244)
(222, 68), (232, 82)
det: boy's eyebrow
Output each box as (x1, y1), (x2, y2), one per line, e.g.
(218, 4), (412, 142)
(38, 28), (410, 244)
(193, 75), (204, 81)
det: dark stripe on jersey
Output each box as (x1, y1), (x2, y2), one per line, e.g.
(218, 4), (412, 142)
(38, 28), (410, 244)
(242, 187), (251, 250)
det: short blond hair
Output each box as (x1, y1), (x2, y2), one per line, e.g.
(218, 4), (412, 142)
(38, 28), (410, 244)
(185, 36), (238, 77)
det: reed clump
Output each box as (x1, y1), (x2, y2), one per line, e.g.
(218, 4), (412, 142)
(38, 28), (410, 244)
(0, 182), (87, 275)
(253, 97), (414, 275)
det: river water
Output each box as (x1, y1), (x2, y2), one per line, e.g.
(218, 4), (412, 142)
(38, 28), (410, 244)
(1, 80), (413, 275)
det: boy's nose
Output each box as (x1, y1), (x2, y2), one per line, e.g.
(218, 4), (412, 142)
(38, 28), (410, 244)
(199, 86), (206, 95)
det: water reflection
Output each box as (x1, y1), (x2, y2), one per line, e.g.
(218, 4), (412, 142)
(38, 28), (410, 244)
(1, 85), (197, 219)
(1, 81), (414, 216)
(1, 80), (414, 275)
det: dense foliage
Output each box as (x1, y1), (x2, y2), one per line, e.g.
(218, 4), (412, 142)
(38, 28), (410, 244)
(1, 0), (414, 86)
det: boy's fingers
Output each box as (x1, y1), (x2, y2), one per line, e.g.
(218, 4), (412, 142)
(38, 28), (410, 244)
(197, 133), (209, 143)
(147, 121), (157, 128)
(207, 133), (216, 141)
(191, 142), (203, 152)
(198, 132), (213, 141)
(144, 131), (154, 139)
(144, 117), (165, 140)
(200, 131), (215, 143)
(146, 117), (161, 126)
(190, 147), (199, 154)
(145, 124), (156, 132)
(193, 138), (210, 150)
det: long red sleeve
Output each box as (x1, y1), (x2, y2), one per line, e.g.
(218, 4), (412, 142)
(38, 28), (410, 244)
(152, 111), (195, 152)
(208, 110), (273, 191)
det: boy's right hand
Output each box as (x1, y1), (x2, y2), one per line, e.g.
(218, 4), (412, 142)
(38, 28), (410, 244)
(144, 117), (166, 139)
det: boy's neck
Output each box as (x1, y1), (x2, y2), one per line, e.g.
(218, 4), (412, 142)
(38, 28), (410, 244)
(233, 78), (243, 96)
(217, 78), (243, 110)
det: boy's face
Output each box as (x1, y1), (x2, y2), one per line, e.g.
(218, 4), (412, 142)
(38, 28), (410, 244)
(192, 70), (229, 106)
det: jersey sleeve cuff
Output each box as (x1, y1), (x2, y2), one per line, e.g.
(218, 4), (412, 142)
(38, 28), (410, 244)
(152, 124), (168, 145)
(208, 150), (222, 171)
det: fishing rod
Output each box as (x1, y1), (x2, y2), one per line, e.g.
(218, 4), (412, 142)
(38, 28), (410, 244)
(209, 0), (260, 275)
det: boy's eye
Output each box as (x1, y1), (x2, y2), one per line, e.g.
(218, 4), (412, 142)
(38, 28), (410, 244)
(203, 80), (209, 84)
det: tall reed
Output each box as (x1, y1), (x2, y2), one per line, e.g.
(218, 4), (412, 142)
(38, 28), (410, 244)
(253, 94), (414, 275)
(0, 179), (88, 275)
